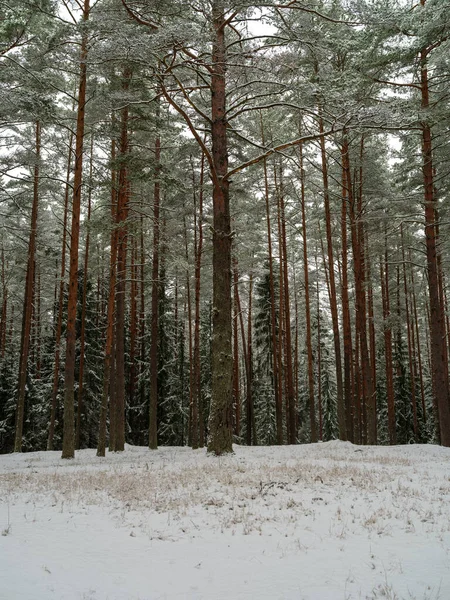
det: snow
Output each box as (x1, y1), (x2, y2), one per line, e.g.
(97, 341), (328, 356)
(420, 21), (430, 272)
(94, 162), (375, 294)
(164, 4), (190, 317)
(1, 442), (449, 600)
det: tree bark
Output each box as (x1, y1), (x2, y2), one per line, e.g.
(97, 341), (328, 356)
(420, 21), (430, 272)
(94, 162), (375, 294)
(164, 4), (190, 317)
(114, 69), (131, 453)
(319, 112), (346, 440)
(207, 1), (233, 454)
(149, 129), (161, 450)
(14, 120), (40, 452)
(277, 165), (296, 443)
(61, 0), (90, 459)
(299, 138), (317, 443)
(47, 126), (72, 450)
(380, 241), (396, 444)
(340, 156), (354, 442)
(343, 133), (376, 445)
(420, 33), (450, 445)
(97, 137), (118, 457)
(261, 117), (282, 444)
(75, 135), (93, 450)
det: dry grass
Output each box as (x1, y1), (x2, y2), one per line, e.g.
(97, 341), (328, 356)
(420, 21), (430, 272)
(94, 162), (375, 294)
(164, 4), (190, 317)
(1, 443), (449, 542)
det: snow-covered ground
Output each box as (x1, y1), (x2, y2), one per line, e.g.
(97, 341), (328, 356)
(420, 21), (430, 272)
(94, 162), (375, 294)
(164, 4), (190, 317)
(1, 441), (449, 600)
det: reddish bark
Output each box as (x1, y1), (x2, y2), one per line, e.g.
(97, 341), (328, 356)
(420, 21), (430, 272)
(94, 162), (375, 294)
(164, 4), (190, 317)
(97, 137), (119, 457)
(149, 129), (161, 450)
(0, 245), (7, 359)
(380, 240), (396, 444)
(278, 166), (296, 443)
(61, 0), (90, 459)
(299, 139), (317, 443)
(14, 121), (40, 452)
(340, 156), (354, 442)
(319, 112), (346, 440)
(232, 265), (240, 437)
(261, 117), (282, 444)
(343, 134), (376, 445)
(420, 37), (450, 445)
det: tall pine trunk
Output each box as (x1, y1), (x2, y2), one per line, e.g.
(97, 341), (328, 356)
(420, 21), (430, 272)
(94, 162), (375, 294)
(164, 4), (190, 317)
(61, 0), (90, 459)
(207, 1), (233, 454)
(14, 121), (40, 452)
(75, 135), (93, 450)
(97, 137), (119, 457)
(114, 70), (131, 453)
(319, 112), (346, 440)
(299, 139), (317, 443)
(419, 28), (450, 445)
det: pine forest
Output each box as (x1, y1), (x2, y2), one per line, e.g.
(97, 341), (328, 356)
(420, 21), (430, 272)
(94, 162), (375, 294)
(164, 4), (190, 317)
(1, 0), (450, 457)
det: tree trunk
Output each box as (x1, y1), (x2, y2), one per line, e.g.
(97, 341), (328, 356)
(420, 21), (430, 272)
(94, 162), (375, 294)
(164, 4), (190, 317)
(232, 265), (240, 438)
(380, 241), (396, 445)
(114, 70), (131, 453)
(97, 137), (118, 457)
(319, 112), (346, 440)
(193, 151), (205, 447)
(299, 139), (317, 443)
(401, 225), (418, 439)
(261, 116), (282, 444)
(420, 35), (450, 445)
(277, 165), (296, 443)
(14, 120), (40, 452)
(0, 245), (7, 359)
(75, 135), (93, 450)
(409, 247), (427, 424)
(340, 156), (354, 442)
(184, 211), (195, 447)
(246, 270), (256, 445)
(207, 1), (233, 454)
(343, 133), (376, 445)
(61, 0), (90, 459)
(149, 129), (161, 450)
(47, 125), (72, 450)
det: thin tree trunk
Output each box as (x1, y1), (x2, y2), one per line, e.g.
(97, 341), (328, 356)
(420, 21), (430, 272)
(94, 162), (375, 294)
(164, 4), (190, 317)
(315, 252), (323, 441)
(194, 152), (205, 447)
(299, 139), (317, 443)
(0, 245), (7, 359)
(35, 264), (41, 378)
(14, 120), (41, 452)
(365, 239), (377, 442)
(128, 236), (138, 433)
(261, 116), (282, 444)
(75, 135), (94, 450)
(246, 270), (256, 445)
(343, 133), (375, 445)
(275, 165), (286, 443)
(233, 265), (240, 438)
(97, 137), (118, 457)
(149, 127), (161, 450)
(184, 211), (195, 448)
(277, 165), (296, 443)
(340, 156), (354, 442)
(409, 248), (427, 423)
(380, 241), (396, 444)
(61, 0), (90, 459)
(318, 111), (346, 440)
(401, 225), (418, 439)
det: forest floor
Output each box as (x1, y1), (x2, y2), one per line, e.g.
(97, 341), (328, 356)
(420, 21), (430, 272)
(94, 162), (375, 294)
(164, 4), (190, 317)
(0, 441), (449, 600)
